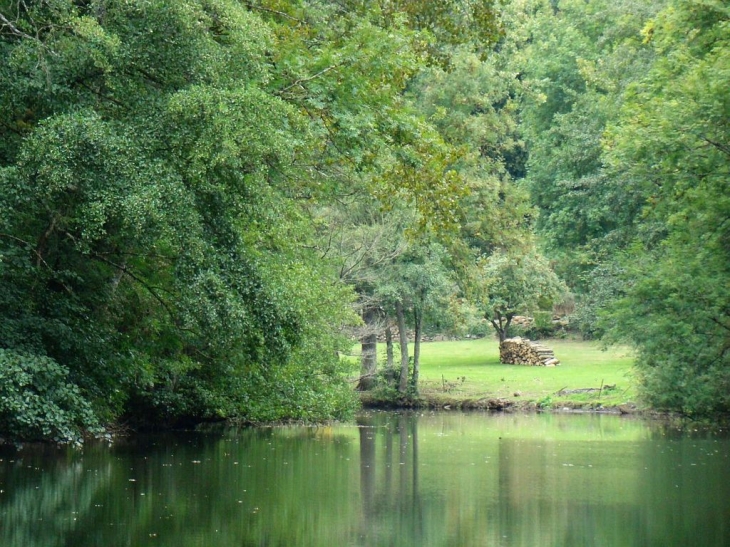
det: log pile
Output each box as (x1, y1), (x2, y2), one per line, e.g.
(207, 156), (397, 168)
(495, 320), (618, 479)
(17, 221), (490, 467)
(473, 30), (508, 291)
(499, 337), (560, 366)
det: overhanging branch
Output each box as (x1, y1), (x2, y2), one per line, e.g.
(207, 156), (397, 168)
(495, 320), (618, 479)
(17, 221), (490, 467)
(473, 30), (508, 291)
(0, 12), (34, 41)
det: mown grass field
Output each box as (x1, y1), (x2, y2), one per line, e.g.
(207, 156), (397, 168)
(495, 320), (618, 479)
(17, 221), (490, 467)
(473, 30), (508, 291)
(358, 337), (638, 409)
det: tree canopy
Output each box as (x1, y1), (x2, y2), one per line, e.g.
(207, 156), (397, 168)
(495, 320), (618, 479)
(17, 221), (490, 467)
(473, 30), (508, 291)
(0, 0), (508, 440)
(506, 0), (730, 414)
(1, 0), (728, 441)
(477, 250), (566, 343)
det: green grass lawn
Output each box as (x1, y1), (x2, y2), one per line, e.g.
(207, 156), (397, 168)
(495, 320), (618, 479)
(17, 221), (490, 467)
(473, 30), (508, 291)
(361, 337), (638, 408)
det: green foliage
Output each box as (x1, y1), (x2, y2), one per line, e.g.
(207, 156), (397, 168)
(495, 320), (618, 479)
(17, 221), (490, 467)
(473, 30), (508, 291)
(0, 350), (100, 443)
(604, 248), (730, 415)
(597, 0), (730, 415)
(264, 1), (474, 236)
(282, 0), (502, 66)
(238, 255), (361, 422)
(503, 312), (561, 340)
(527, 311), (558, 340)
(504, 321), (528, 340)
(477, 250), (567, 341)
(381, 0), (502, 60)
(411, 48), (533, 256)
(507, 0), (666, 287)
(444, 299), (492, 339)
(5, 0), (724, 431)
(503, 0), (728, 415)
(571, 263), (625, 340)
(378, 241), (455, 321)
(0, 0), (364, 439)
(260, 1), (514, 398)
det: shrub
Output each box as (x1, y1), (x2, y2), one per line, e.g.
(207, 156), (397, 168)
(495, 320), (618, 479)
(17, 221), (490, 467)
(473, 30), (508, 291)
(524, 311), (558, 339)
(0, 350), (101, 443)
(505, 322), (528, 339)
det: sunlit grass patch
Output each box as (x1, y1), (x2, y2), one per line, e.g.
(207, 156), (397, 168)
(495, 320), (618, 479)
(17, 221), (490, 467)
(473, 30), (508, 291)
(418, 338), (636, 407)
(354, 337), (637, 408)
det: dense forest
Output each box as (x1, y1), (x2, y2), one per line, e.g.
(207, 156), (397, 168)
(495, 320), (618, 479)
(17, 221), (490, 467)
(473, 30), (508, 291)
(0, 0), (727, 442)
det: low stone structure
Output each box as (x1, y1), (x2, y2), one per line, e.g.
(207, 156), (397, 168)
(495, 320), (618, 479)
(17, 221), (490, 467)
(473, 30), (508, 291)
(499, 337), (560, 366)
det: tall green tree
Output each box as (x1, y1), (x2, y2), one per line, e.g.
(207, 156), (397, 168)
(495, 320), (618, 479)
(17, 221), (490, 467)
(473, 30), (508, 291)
(263, 0), (507, 395)
(502, 0), (729, 414)
(601, 0), (730, 415)
(0, 0), (359, 438)
(411, 48), (532, 256)
(507, 0), (666, 286)
(374, 240), (454, 394)
(476, 250), (566, 343)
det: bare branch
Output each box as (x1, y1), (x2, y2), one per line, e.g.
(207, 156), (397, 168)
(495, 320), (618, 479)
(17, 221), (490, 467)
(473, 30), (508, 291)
(0, 232), (51, 271)
(245, 3), (303, 23)
(89, 252), (179, 323)
(0, 10), (58, 56)
(0, 119), (25, 136)
(278, 65), (338, 94)
(700, 135), (730, 157)
(76, 79), (127, 108)
(711, 317), (730, 333)
(0, 11), (34, 41)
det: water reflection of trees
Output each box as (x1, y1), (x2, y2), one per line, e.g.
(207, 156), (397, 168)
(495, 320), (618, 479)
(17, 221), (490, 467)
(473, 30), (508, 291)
(355, 412), (730, 547)
(1, 416), (728, 546)
(1, 431), (359, 547)
(0, 447), (111, 547)
(355, 412), (510, 546)
(637, 436), (730, 546)
(357, 412), (424, 546)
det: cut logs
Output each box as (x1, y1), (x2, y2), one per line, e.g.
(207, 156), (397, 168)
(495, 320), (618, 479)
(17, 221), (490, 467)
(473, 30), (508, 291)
(500, 337), (560, 366)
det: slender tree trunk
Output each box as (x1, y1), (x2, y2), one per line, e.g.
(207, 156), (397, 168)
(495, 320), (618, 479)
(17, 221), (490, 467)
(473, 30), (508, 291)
(396, 300), (409, 394)
(490, 311), (513, 343)
(412, 308), (422, 394)
(385, 325), (394, 371)
(358, 306), (378, 391)
(108, 261), (126, 295)
(490, 319), (503, 343)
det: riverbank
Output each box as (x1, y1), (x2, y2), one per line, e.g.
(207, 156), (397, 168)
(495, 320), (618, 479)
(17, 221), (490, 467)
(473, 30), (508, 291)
(360, 392), (641, 414)
(357, 338), (642, 413)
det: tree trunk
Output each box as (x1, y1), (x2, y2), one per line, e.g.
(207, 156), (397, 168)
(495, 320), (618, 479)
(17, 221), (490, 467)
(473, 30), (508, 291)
(385, 325), (394, 371)
(490, 311), (513, 343)
(412, 308), (422, 394)
(490, 319), (504, 343)
(501, 315), (513, 343)
(357, 306), (378, 391)
(396, 300), (409, 394)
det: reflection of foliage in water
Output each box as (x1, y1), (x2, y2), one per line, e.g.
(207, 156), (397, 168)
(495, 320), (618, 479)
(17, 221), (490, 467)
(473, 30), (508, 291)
(0, 450), (110, 547)
(0, 415), (729, 546)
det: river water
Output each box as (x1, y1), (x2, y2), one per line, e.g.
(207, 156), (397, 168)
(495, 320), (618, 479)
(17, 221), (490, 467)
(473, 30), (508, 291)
(1, 411), (728, 547)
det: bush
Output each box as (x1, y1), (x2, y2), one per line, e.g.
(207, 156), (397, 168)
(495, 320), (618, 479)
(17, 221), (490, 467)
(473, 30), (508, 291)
(0, 350), (101, 443)
(504, 322), (528, 339)
(524, 311), (558, 339)
(573, 263), (625, 340)
(465, 317), (491, 338)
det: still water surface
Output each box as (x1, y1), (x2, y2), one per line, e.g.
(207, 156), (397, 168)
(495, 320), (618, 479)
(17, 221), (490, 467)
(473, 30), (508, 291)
(1, 411), (729, 547)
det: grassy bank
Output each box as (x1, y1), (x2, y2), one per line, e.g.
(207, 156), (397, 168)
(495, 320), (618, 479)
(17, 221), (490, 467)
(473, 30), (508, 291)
(358, 338), (638, 411)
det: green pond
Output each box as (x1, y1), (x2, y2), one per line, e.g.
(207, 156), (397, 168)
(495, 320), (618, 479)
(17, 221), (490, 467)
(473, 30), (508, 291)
(1, 411), (729, 547)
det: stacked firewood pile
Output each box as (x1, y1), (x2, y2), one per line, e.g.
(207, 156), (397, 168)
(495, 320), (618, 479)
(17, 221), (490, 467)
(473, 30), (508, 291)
(499, 337), (560, 366)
